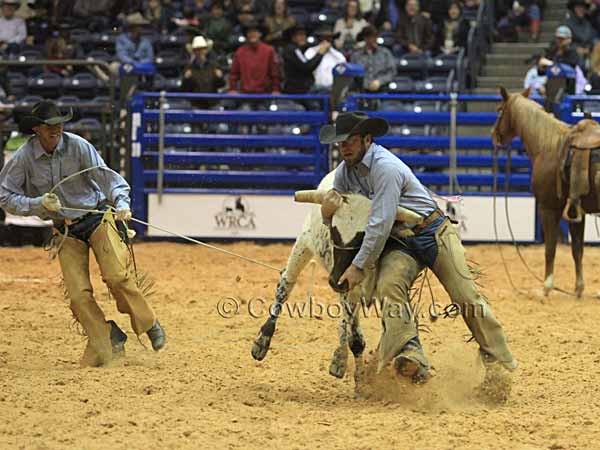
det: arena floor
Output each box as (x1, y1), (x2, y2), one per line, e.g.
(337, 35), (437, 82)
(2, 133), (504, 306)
(1, 241), (600, 450)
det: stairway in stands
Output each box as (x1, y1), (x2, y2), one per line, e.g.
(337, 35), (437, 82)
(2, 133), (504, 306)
(473, 0), (567, 102)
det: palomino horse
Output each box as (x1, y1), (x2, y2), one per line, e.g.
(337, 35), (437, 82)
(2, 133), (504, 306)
(491, 86), (600, 298)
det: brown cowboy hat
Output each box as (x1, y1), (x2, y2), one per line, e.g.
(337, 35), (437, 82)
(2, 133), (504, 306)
(19, 100), (73, 135)
(319, 112), (389, 144)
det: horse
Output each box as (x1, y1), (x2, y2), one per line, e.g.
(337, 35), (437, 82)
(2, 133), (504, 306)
(491, 86), (600, 298)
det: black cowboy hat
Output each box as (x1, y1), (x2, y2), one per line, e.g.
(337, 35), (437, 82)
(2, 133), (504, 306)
(283, 23), (307, 42)
(19, 100), (73, 135)
(313, 26), (341, 41)
(356, 24), (378, 42)
(319, 112), (389, 145)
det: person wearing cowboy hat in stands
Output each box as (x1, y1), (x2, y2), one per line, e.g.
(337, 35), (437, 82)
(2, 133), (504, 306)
(319, 112), (517, 397)
(566, 0), (596, 60)
(282, 24), (331, 94)
(545, 25), (580, 69)
(228, 20), (280, 94)
(0, 100), (166, 368)
(114, 12), (155, 73)
(304, 27), (346, 91)
(0, 0), (27, 56)
(182, 35), (225, 109)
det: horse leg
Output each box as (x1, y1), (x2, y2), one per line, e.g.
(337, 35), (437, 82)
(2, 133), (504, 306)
(540, 208), (562, 296)
(329, 293), (351, 378)
(251, 232), (314, 360)
(569, 216), (586, 298)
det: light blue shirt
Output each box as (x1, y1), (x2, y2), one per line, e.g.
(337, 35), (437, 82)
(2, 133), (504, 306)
(0, 132), (130, 221)
(116, 33), (154, 64)
(333, 143), (437, 269)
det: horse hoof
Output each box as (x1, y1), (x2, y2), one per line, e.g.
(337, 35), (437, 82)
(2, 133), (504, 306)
(329, 347), (348, 379)
(251, 334), (272, 361)
(576, 288), (584, 299)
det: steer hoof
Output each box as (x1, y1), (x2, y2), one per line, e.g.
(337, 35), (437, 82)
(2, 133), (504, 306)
(329, 346), (348, 378)
(251, 333), (272, 361)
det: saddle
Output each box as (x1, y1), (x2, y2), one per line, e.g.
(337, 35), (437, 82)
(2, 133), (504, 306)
(558, 118), (600, 222)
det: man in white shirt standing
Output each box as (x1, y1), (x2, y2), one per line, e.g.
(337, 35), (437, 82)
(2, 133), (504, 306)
(304, 28), (346, 91)
(0, 0), (27, 56)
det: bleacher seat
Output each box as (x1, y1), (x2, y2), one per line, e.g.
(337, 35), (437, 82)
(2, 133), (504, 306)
(415, 77), (450, 93)
(71, 28), (92, 49)
(63, 73), (98, 99)
(12, 49), (44, 73)
(155, 50), (185, 77)
(152, 74), (183, 92)
(91, 31), (117, 52)
(86, 50), (113, 63)
(157, 33), (188, 51)
(396, 54), (427, 79)
(429, 54), (458, 74)
(387, 77), (414, 93)
(27, 72), (63, 98)
(66, 118), (103, 133)
(6, 72), (27, 97)
(18, 95), (44, 107)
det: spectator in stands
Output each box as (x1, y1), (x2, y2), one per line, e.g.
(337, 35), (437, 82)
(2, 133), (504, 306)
(144, 0), (172, 32)
(228, 21), (280, 94)
(115, 12), (155, 69)
(523, 55), (551, 96)
(545, 25), (580, 68)
(351, 25), (396, 92)
(587, 40), (600, 91)
(496, 1), (532, 43)
(185, 0), (211, 18)
(420, 0), (452, 29)
(304, 28), (346, 91)
(73, 0), (118, 31)
(358, 0), (376, 20)
(234, 0), (268, 28)
(282, 24), (331, 93)
(461, 0), (480, 21)
(566, 0), (597, 61)
(333, 0), (368, 51)
(204, 1), (233, 54)
(264, 0), (296, 49)
(182, 35), (225, 108)
(0, 0), (27, 56)
(438, 1), (469, 54)
(396, 0), (435, 55)
(45, 35), (74, 77)
(375, 0), (403, 31)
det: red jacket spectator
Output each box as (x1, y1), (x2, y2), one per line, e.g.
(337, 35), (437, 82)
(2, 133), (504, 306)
(229, 23), (281, 93)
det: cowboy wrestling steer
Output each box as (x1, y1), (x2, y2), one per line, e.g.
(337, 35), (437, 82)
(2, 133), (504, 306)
(251, 171), (422, 382)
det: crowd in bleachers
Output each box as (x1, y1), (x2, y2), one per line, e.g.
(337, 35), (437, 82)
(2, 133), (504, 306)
(0, 0), (480, 108)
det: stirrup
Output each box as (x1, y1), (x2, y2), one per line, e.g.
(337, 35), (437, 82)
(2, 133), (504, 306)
(562, 200), (584, 223)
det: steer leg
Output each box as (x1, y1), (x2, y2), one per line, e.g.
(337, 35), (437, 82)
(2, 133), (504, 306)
(329, 293), (351, 378)
(251, 232), (314, 360)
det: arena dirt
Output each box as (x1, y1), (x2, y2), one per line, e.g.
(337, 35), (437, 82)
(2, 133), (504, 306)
(1, 242), (600, 450)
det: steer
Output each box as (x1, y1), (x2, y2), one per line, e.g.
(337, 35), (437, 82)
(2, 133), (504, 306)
(251, 171), (422, 385)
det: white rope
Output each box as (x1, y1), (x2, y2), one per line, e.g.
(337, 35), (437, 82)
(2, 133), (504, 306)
(59, 206), (283, 273)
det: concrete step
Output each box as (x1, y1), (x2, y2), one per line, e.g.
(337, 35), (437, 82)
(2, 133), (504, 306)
(486, 52), (534, 65)
(477, 76), (524, 89)
(482, 64), (530, 78)
(517, 31), (555, 42)
(540, 20), (562, 31)
(492, 42), (548, 53)
(543, 10), (566, 21)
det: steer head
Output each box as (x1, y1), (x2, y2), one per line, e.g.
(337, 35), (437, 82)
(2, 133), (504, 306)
(295, 189), (423, 293)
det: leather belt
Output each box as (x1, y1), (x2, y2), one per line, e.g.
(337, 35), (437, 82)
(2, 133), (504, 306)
(411, 208), (444, 235)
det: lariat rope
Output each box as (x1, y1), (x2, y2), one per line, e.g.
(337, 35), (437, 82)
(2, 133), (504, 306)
(49, 166), (283, 273)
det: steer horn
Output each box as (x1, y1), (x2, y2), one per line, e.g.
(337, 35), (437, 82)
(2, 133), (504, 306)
(294, 189), (424, 225)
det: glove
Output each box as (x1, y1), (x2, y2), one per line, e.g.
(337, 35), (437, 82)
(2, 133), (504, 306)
(115, 208), (132, 222)
(41, 193), (62, 212)
(321, 189), (343, 221)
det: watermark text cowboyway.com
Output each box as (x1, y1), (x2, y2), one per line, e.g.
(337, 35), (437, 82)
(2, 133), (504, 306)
(216, 296), (484, 320)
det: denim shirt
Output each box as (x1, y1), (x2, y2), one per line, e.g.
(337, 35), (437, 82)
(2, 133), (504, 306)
(0, 132), (130, 221)
(333, 143), (437, 269)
